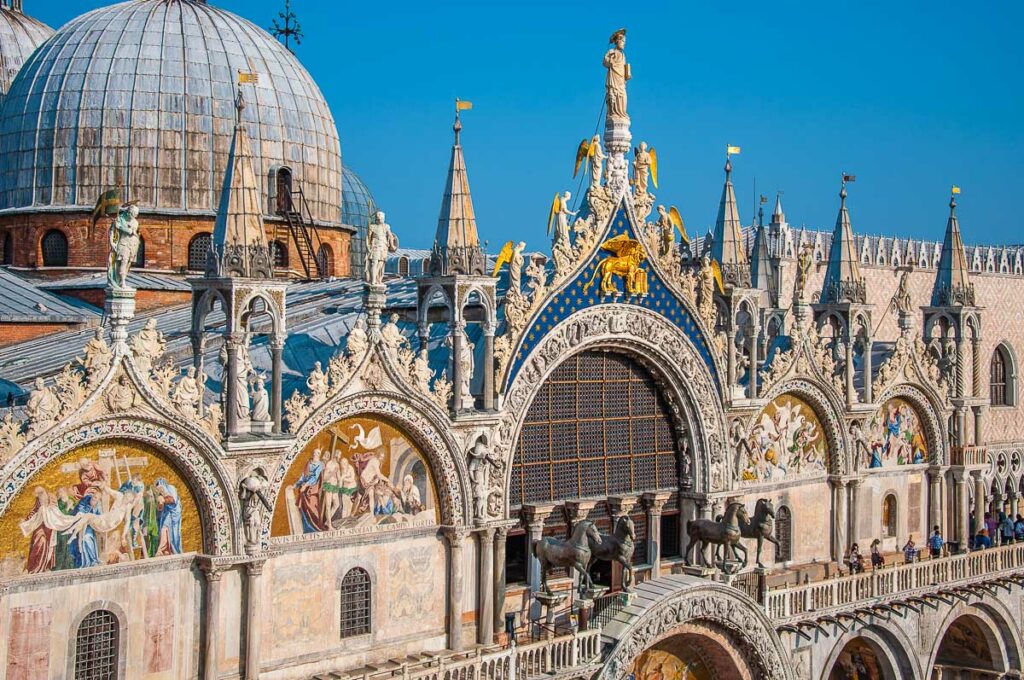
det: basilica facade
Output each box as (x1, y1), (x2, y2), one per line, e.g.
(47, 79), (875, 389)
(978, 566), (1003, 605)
(0, 3), (1022, 680)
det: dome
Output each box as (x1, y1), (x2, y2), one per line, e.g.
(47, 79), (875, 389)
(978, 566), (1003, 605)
(0, 3), (52, 102)
(0, 0), (341, 225)
(342, 166), (378, 278)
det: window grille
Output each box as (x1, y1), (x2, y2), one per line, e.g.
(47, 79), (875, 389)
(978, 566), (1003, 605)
(398, 256), (409, 276)
(511, 351), (679, 506)
(74, 609), (118, 680)
(273, 240), (289, 268)
(882, 496), (897, 538)
(41, 229), (68, 267)
(775, 506), (792, 562)
(991, 349), (1008, 406)
(134, 236), (145, 268)
(317, 244), (333, 276)
(2, 232), (12, 265)
(188, 233), (211, 271)
(340, 568), (371, 638)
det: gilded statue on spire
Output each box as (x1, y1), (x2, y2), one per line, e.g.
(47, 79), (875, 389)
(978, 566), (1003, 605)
(604, 29), (630, 121)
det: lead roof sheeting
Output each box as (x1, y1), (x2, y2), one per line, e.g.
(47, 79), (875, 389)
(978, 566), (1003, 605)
(0, 267), (99, 322)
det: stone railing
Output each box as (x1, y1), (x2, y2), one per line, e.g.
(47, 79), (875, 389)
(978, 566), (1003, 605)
(950, 445), (988, 467)
(316, 629), (603, 680)
(764, 542), (1024, 624)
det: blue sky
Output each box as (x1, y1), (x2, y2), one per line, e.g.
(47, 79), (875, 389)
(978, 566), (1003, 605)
(31, 1), (1024, 250)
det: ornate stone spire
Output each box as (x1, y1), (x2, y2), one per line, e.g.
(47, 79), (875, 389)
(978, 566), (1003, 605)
(932, 190), (975, 306)
(710, 156), (750, 288)
(771, 192), (785, 225)
(430, 105), (485, 276)
(208, 89), (271, 278)
(820, 176), (865, 304)
(751, 221), (775, 300)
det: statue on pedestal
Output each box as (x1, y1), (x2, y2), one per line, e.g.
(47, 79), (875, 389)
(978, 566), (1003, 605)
(108, 204), (141, 289)
(603, 29), (630, 121)
(587, 515), (636, 591)
(238, 466), (272, 552)
(172, 366), (202, 417)
(684, 501), (748, 570)
(467, 432), (501, 520)
(534, 519), (601, 596)
(365, 210), (398, 286)
(251, 373), (270, 423)
(26, 377), (59, 436)
(795, 243), (813, 303)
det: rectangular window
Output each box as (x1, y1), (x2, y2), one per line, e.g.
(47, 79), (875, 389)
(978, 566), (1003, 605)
(660, 513), (681, 558)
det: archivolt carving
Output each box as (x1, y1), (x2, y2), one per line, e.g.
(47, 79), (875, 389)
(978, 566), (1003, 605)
(598, 581), (793, 680)
(498, 305), (725, 495)
(272, 392), (469, 540)
(758, 378), (850, 477)
(872, 383), (948, 466)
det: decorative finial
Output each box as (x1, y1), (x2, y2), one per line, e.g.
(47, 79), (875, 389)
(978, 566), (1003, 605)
(840, 172), (855, 203)
(950, 184), (960, 211)
(725, 157), (732, 177)
(454, 99), (472, 144)
(235, 87), (245, 123)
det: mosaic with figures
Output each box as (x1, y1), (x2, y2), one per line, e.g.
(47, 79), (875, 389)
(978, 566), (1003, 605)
(740, 395), (827, 483)
(508, 205), (718, 386)
(632, 645), (712, 680)
(0, 439), (201, 577)
(273, 416), (438, 537)
(865, 398), (928, 468)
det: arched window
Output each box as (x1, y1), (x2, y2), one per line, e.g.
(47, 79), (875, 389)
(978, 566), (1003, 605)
(188, 233), (211, 272)
(882, 495), (897, 538)
(272, 240), (289, 268)
(134, 235), (145, 269)
(316, 243), (333, 277)
(275, 167), (293, 214)
(422, 257), (431, 274)
(991, 345), (1016, 407)
(41, 229), (68, 267)
(398, 256), (409, 276)
(2, 231), (12, 265)
(775, 505), (792, 562)
(74, 609), (119, 679)
(340, 568), (371, 639)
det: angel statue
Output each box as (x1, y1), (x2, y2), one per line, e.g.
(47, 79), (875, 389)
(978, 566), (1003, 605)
(365, 210), (399, 286)
(890, 269), (913, 316)
(604, 29), (631, 120)
(574, 135), (606, 192)
(655, 205), (688, 258)
(547, 192), (578, 253)
(108, 203), (141, 289)
(794, 243), (813, 303)
(633, 142), (657, 195)
(492, 240), (526, 296)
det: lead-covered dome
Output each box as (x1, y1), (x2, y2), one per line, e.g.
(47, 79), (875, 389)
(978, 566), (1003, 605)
(0, 0), (341, 225)
(0, 2), (52, 103)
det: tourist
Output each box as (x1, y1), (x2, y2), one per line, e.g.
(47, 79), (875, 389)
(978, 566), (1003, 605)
(984, 512), (997, 541)
(928, 526), (944, 558)
(1001, 513), (1015, 545)
(902, 536), (917, 563)
(846, 543), (864, 574)
(870, 539), (884, 569)
(975, 528), (992, 550)
(1015, 514), (1024, 541)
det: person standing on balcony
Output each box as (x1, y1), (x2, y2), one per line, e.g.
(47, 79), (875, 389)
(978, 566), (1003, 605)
(928, 526), (944, 558)
(846, 543), (864, 574)
(974, 528), (992, 550)
(1000, 513), (1015, 545)
(984, 512), (997, 542)
(902, 536), (917, 563)
(1014, 514), (1024, 541)
(870, 539), (884, 569)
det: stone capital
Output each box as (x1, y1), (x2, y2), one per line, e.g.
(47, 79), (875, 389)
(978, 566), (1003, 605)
(520, 503), (557, 529)
(641, 491), (672, 514)
(441, 525), (472, 546)
(245, 560), (266, 578)
(607, 495), (639, 517)
(563, 499), (599, 525)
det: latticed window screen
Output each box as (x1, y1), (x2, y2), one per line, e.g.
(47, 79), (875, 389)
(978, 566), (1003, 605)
(41, 229), (68, 267)
(340, 568), (371, 638)
(188, 233), (211, 271)
(775, 506), (792, 562)
(991, 349), (1008, 406)
(74, 609), (118, 680)
(882, 496), (897, 538)
(511, 351), (678, 506)
(272, 240), (289, 268)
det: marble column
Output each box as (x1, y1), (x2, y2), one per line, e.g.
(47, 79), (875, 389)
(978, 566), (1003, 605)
(642, 492), (671, 574)
(521, 504), (555, 594)
(482, 324), (495, 411)
(845, 337), (856, 406)
(955, 408), (968, 449)
(477, 528), (495, 645)
(201, 564), (222, 680)
(450, 322), (465, 413)
(862, 340), (874, 404)
(244, 561), (264, 680)
(928, 469), (943, 534)
(492, 526), (509, 636)
(973, 406), (986, 447)
(747, 330), (760, 399)
(847, 480), (862, 548)
(726, 330), (737, 394)
(444, 528), (468, 651)
(1010, 493), (1019, 520)
(973, 472), (987, 528)
(270, 335), (284, 434)
(953, 471), (969, 547)
(955, 338), (967, 399)
(191, 332), (206, 416)
(224, 333), (241, 437)
(830, 478), (848, 562)
(972, 337), (983, 399)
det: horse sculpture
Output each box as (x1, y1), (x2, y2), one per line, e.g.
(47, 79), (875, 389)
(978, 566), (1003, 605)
(533, 519), (602, 595)
(684, 502), (748, 569)
(587, 515), (636, 591)
(738, 498), (780, 569)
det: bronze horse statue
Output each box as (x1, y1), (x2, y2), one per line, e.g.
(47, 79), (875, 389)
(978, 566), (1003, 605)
(533, 519), (601, 595)
(684, 502), (748, 569)
(739, 498), (780, 569)
(587, 515), (636, 591)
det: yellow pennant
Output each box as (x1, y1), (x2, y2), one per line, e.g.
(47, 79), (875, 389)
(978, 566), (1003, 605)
(456, 100), (473, 111)
(951, 185), (961, 195)
(727, 145), (741, 155)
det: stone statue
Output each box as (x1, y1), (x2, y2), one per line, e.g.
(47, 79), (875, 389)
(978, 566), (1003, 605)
(508, 241), (526, 295)
(81, 328), (112, 380)
(891, 270), (913, 316)
(737, 499), (780, 569)
(412, 350), (433, 394)
(172, 366), (202, 417)
(534, 519), (601, 596)
(380, 313), (408, 352)
(251, 373), (270, 422)
(697, 255), (716, 326)
(587, 134), (606, 191)
(221, 335), (252, 421)
(307, 361), (329, 407)
(587, 515), (637, 591)
(106, 374), (136, 412)
(633, 142), (652, 195)
(26, 377), (59, 435)
(347, 318), (369, 357)
(238, 466), (272, 552)
(108, 204), (140, 289)
(850, 420), (871, 470)
(553, 191), (577, 252)
(365, 210), (398, 286)
(456, 329), (475, 408)
(795, 244), (813, 303)
(467, 432), (501, 519)
(603, 29), (630, 121)
(130, 319), (165, 374)
(685, 501), (749, 570)
(655, 205), (675, 258)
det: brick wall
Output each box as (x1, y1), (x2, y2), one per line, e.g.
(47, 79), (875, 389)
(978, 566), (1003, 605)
(58, 288), (191, 312)
(0, 322), (85, 346)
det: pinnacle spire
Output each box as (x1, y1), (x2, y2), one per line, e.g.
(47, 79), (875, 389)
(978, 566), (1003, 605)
(772, 192), (785, 224)
(932, 189), (974, 306)
(430, 104), (485, 276)
(711, 155), (747, 268)
(208, 88), (270, 278)
(820, 175), (865, 304)
(751, 221), (776, 303)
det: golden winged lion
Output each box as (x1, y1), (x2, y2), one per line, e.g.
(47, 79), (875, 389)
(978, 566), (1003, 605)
(582, 234), (648, 297)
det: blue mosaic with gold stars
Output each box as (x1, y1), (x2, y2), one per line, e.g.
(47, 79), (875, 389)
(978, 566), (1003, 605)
(506, 204), (720, 387)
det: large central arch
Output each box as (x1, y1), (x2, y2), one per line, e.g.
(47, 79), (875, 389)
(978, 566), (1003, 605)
(498, 305), (727, 498)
